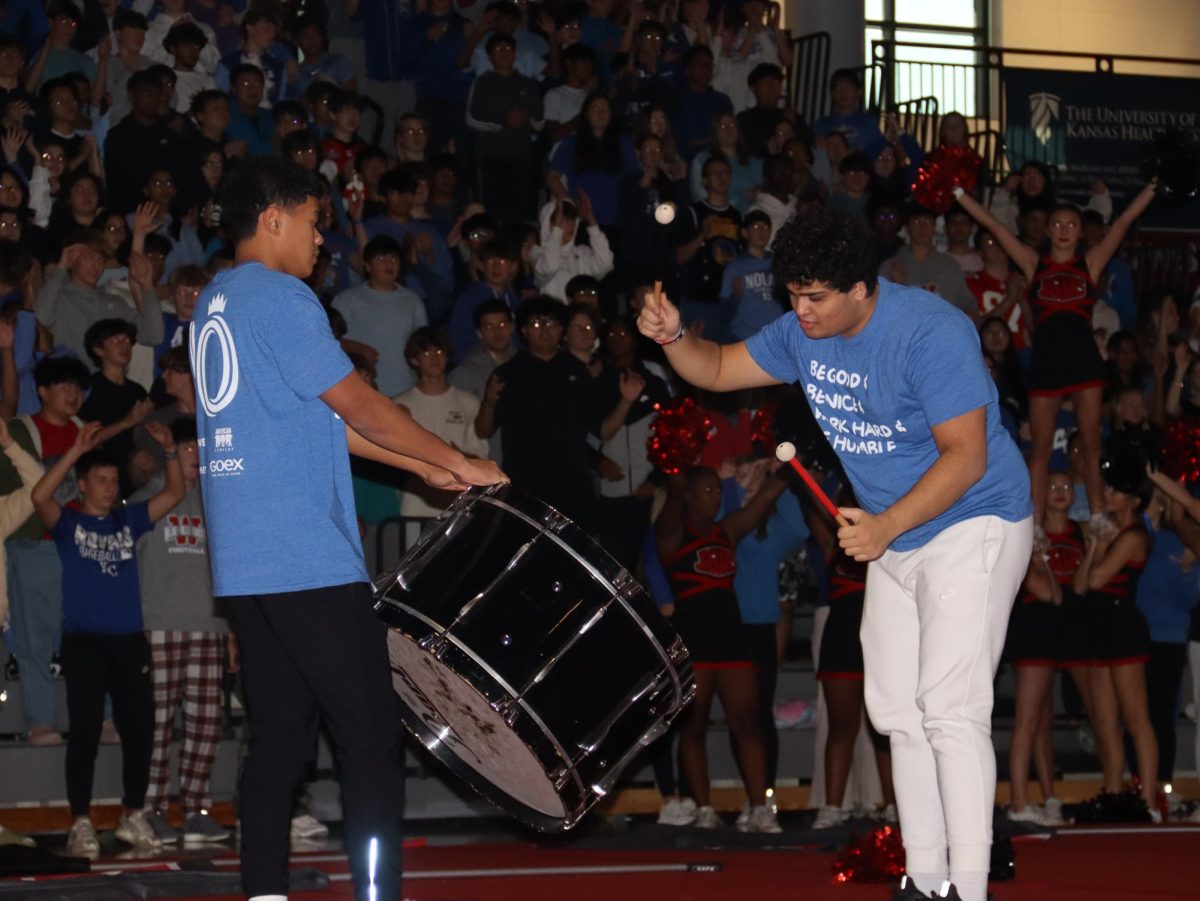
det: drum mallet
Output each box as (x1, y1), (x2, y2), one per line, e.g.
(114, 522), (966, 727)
(651, 202), (677, 306)
(776, 441), (850, 527)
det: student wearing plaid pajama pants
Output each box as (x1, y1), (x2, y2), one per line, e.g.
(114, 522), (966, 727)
(133, 419), (231, 843)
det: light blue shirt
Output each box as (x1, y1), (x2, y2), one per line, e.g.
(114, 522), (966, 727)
(721, 251), (782, 341)
(745, 278), (1032, 550)
(190, 262), (365, 596)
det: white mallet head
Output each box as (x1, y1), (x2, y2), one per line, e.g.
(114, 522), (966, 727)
(654, 202), (676, 225)
(775, 441), (797, 463)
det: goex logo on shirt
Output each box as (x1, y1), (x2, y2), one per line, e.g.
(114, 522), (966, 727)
(192, 293), (240, 418)
(208, 458), (244, 475)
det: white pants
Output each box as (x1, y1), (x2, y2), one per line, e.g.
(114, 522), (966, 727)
(862, 515), (1032, 877)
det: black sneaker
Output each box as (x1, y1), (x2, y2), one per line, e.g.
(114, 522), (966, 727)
(3, 654), (16, 680)
(932, 882), (995, 901)
(892, 876), (932, 900)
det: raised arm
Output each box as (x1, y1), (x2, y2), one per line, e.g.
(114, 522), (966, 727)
(0, 419), (41, 535)
(1074, 529), (1146, 593)
(1084, 181), (1157, 283)
(636, 290), (780, 392)
(142, 421), (186, 522)
(720, 468), (790, 543)
(954, 189), (1038, 282)
(32, 421), (102, 530)
(599, 370), (646, 441)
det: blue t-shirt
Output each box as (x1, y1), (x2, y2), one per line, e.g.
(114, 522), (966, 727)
(1136, 527), (1200, 644)
(745, 278), (1032, 551)
(733, 487), (809, 624)
(722, 252), (783, 341)
(547, 134), (638, 227)
(53, 502), (153, 635)
(190, 262), (366, 596)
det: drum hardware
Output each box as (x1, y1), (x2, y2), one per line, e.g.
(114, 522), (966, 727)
(373, 502), (476, 595)
(417, 534), (540, 655)
(484, 495), (687, 702)
(573, 673), (666, 756)
(376, 485), (695, 831)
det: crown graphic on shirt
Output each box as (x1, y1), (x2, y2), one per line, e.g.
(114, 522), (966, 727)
(208, 293), (228, 316)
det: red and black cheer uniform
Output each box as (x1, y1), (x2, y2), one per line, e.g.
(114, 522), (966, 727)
(663, 521), (752, 667)
(817, 552), (868, 680)
(1084, 527), (1151, 667)
(1027, 255), (1106, 397)
(1007, 520), (1085, 668)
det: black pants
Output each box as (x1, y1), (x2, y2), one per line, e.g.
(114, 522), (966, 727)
(742, 623), (780, 788)
(1131, 641), (1188, 783)
(61, 631), (154, 816)
(227, 583), (406, 901)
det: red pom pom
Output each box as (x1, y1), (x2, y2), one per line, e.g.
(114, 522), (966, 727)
(1161, 415), (1200, 485)
(832, 825), (906, 885)
(646, 397), (716, 475)
(911, 144), (982, 214)
(750, 401), (779, 450)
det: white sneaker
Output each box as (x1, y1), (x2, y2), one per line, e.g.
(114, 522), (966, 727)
(692, 805), (721, 829)
(812, 805), (850, 829)
(740, 805), (782, 834)
(1007, 804), (1054, 826)
(289, 813), (329, 840)
(66, 816), (100, 859)
(116, 810), (163, 848)
(735, 803), (752, 830)
(1042, 797), (1065, 825)
(657, 797), (697, 826)
(1188, 805), (1200, 823)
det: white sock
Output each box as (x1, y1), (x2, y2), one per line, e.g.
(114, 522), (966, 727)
(946, 872), (988, 901)
(908, 872), (947, 895)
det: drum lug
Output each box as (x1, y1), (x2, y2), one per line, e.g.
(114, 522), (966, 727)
(540, 507), (572, 533)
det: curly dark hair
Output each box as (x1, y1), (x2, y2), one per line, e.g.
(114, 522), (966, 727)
(772, 205), (878, 294)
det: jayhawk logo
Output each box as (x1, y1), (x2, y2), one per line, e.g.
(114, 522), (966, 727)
(694, 545), (735, 578)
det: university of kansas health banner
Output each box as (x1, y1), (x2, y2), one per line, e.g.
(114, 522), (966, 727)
(1002, 68), (1199, 228)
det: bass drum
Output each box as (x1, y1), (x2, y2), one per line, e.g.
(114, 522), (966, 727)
(374, 484), (694, 832)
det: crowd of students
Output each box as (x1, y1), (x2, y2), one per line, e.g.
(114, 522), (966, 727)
(0, 0), (1196, 858)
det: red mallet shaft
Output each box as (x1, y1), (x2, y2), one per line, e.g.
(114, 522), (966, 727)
(776, 441), (850, 527)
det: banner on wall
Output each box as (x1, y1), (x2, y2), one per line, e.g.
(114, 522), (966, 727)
(1002, 68), (1200, 228)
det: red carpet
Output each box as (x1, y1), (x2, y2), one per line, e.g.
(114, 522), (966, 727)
(355, 831), (1200, 900)
(9, 827), (1200, 900)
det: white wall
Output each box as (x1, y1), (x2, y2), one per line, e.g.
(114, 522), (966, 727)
(994, 0), (1200, 75)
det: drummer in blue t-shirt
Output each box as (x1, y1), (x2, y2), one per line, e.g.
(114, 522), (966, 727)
(637, 205), (1032, 901)
(189, 157), (507, 901)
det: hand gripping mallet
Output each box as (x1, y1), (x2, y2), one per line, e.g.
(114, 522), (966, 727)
(775, 441), (850, 527)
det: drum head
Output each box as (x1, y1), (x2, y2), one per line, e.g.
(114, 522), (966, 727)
(387, 630), (567, 822)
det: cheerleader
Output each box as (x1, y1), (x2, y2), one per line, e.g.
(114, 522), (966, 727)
(955, 181), (1159, 530)
(1005, 472), (1083, 826)
(1072, 451), (1159, 814)
(657, 464), (789, 832)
